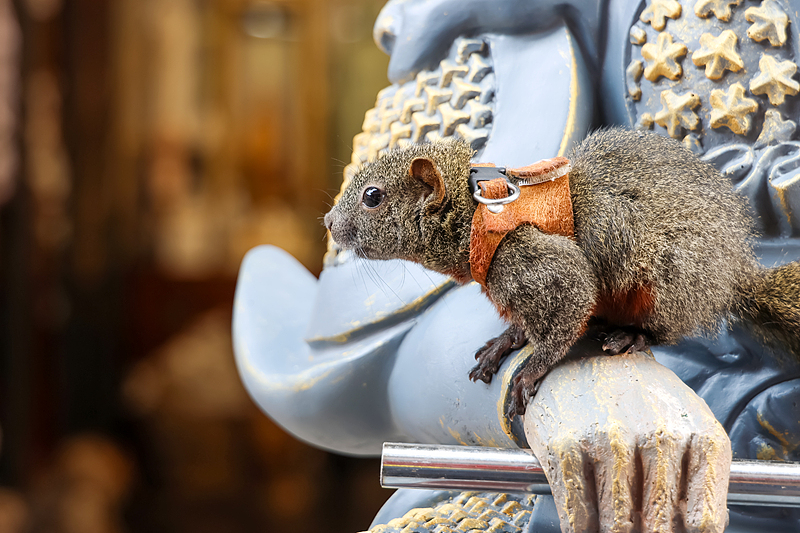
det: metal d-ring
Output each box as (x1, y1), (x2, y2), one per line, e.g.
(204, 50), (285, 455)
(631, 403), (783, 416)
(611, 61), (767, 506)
(473, 181), (520, 214)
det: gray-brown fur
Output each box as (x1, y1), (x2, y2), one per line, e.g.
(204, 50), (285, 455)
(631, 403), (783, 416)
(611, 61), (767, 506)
(324, 128), (800, 418)
(326, 140), (476, 279)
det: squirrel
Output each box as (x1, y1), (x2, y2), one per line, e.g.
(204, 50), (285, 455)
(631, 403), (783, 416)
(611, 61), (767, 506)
(324, 128), (800, 419)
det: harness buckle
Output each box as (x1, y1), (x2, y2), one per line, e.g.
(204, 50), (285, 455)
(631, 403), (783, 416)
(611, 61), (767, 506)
(469, 167), (520, 214)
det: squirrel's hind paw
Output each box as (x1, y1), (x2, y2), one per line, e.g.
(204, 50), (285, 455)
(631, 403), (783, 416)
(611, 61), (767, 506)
(601, 328), (651, 355)
(506, 370), (542, 420)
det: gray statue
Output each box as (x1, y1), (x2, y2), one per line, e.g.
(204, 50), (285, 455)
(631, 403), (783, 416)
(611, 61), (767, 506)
(233, 0), (800, 531)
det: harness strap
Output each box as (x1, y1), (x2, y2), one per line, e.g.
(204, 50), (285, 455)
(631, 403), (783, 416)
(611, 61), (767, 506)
(469, 158), (575, 288)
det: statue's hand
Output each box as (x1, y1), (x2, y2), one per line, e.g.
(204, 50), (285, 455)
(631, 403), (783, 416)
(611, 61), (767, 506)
(374, 0), (556, 83)
(525, 351), (731, 533)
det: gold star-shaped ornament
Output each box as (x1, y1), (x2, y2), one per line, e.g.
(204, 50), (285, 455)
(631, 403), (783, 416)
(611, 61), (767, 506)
(710, 83), (759, 135)
(642, 33), (688, 81)
(654, 89), (701, 138)
(750, 55), (800, 106)
(745, 0), (790, 47)
(692, 30), (744, 80)
(627, 60), (644, 100)
(682, 133), (703, 155)
(695, 0), (742, 22)
(754, 109), (796, 149)
(640, 0), (682, 30)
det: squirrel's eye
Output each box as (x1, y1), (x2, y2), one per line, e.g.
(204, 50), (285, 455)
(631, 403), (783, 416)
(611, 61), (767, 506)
(362, 186), (385, 209)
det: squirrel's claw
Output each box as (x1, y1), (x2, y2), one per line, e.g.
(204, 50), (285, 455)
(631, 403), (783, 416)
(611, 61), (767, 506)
(506, 371), (541, 420)
(602, 328), (651, 355)
(468, 363), (497, 384)
(469, 325), (528, 384)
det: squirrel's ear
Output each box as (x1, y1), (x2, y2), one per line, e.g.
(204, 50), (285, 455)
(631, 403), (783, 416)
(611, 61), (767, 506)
(409, 157), (446, 209)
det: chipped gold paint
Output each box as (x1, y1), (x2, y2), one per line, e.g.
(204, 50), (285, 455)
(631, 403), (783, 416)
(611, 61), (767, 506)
(757, 412), (793, 449)
(305, 279), (455, 344)
(528, 354), (731, 533)
(757, 442), (778, 460)
(446, 425), (470, 446)
(777, 161), (800, 224)
(556, 439), (591, 531)
(646, 422), (675, 531)
(627, 59), (644, 100)
(772, 175), (799, 227)
(692, 434), (728, 532)
(606, 419), (633, 526)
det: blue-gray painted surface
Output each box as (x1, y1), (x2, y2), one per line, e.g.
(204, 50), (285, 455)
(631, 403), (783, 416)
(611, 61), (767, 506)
(234, 0), (800, 529)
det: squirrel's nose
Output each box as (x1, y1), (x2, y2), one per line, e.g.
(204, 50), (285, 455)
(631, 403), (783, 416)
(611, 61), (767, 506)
(373, 1), (401, 55)
(324, 210), (355, 247)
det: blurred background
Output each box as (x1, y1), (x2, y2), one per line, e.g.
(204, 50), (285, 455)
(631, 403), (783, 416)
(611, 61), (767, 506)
(0, 0), (394, 530)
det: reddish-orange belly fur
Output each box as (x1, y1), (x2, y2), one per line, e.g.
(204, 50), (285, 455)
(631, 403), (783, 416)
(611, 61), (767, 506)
(461, 274), (655, 333)
(592, 285), (655, 328)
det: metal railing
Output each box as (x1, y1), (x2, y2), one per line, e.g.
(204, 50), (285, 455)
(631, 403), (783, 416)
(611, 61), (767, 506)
(382, 442), (800, 507)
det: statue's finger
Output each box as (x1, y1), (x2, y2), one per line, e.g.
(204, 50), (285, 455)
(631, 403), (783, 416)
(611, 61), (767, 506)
(547, 435), (599, 533)
(594, 423), (636, 533)
(639, 427), (688, 533)
(683, 431), (731, 533)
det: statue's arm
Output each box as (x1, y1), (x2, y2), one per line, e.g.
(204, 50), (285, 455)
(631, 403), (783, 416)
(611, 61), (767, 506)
(233, 246), (541, 454)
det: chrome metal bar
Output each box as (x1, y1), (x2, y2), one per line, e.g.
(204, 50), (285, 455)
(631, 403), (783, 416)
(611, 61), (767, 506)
(381, 442), (800, 507)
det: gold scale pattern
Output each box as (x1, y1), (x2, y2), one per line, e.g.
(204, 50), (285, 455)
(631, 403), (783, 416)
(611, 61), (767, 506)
(628, 0), (798, 147)
(326, 38), (496, 264)
(360, 491), (535, 533)
(346, 38), (494, 183)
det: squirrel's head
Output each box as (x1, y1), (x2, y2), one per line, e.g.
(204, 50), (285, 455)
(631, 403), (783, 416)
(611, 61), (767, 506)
(324, 140), (472, 262)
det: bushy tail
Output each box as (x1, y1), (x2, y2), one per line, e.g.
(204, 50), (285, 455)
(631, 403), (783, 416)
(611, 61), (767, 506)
(738, 261), (800, 356)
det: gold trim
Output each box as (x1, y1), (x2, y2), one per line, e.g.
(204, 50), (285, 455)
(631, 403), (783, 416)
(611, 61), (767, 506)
(557, 30), (580, 157)
(497, 344), (535, 444)
(304, 279), (455, 345)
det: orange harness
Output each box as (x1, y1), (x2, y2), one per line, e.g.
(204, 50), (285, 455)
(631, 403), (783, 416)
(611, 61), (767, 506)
(469, 157), (575, 288)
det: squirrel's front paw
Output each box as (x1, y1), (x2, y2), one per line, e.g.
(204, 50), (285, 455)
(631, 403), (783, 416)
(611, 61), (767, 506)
(469, 325), (527, 384)
(468, 361), (498, 383)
